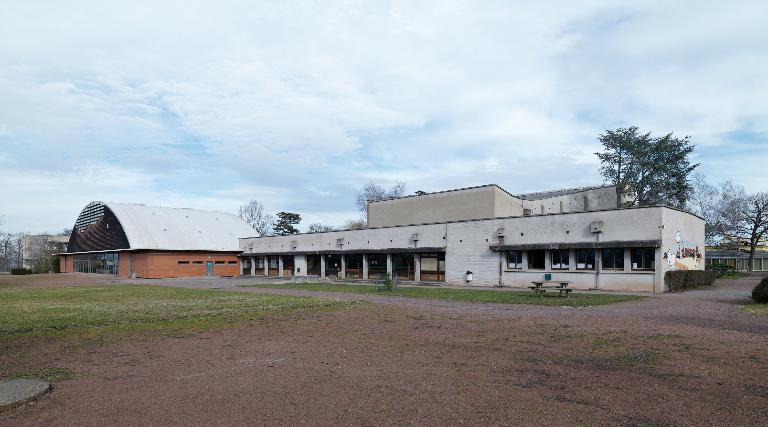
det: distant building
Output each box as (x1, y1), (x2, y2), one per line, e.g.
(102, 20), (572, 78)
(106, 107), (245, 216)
(58, 202), (255, 278)
(705, 249), (768, 272)
(239, 184), (704, 293)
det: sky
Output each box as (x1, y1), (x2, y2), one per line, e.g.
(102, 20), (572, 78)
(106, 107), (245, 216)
(1, 0), (766, 233)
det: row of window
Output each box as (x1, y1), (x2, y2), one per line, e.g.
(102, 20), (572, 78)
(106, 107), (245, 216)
(177, 260), (238, 265)
(507, 248), (655, 271)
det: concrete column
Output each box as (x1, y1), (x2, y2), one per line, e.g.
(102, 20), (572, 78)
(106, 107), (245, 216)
(250, 257), (255, 276)
(264, 257), (268, 276)
(320, 255), (326, 278)
(386, 253), (393, 277)
(414, 254), (421, 282)
(362, 254), (369, 280)
(278, 256), (284, 277)
(239, 258), (244, 276)
(340, 255), (346, 279)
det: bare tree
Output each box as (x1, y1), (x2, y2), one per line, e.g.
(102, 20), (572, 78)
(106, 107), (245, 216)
(26, 235), (67, 273)
(343, 219), (367, 231)
(723, 192), (768, 272)
(354, 181), (406, 222)
(688, 171), (722, 245)
(238, 200), (275, 236)
(307, 223), (334, 233)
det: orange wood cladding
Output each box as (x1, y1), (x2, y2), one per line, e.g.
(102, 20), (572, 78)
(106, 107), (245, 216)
(59, 251), (241, 279)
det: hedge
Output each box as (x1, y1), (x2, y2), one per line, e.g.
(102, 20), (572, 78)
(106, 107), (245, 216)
(753, 277), (768, 304)
(705, 263), (737, 277)
(10, 268), (32, 275)
(665, 270), (717, 292)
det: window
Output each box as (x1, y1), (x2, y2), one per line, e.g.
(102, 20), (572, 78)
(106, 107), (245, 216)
(215, 260), (225, 265)
(178, 260), (190, 265)
(227, 261), (237, 265)
(527, 250), (545, 270)
(507, 250), (523, 269)
(602, 248), (625, 270)
(575, 249), (595, 270)
(192, 260), (203, 265)
(551, 250), (569, 270)
(631, 248), (655, 270)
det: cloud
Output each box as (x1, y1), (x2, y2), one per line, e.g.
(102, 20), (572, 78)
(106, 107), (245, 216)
(0, 0), (766, 232)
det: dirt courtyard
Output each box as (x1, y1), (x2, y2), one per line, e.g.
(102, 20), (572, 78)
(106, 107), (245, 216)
(2, 274), (768, 426)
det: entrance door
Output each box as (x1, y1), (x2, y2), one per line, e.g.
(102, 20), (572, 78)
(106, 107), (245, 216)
(206, 261), (214, 276)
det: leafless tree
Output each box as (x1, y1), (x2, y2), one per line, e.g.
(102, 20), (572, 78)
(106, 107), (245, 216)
(354, 181), (406, 223)
(723, 192), (768, 272)
(342, 219), (367, 231)
(238, 200), (275, 236)
(307, 223), (334, 233)
(25, 235), (67, 273)
(688, 171), (723, 244)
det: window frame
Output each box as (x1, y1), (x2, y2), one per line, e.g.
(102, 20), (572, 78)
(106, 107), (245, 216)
(527, 250), (546, 270)
(601, 248), (625, 271)
(177, 260), (190, 265)
(631, 248), (656, 271)
(575, 249), (596, 270)
(550, 249), (570, 270)
(506, 250), (523, 269)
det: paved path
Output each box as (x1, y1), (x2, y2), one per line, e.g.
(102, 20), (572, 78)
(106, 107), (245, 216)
(123, 274), (768, 334)
(0, 380), (50, 412)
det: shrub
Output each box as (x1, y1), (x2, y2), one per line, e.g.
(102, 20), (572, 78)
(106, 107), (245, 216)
(706, 263), (736, 277)
(753, 277), (768, 304)
(380, 274), (395, 292)
(10, 268), (32, 275)
(665, 270), (717, 292)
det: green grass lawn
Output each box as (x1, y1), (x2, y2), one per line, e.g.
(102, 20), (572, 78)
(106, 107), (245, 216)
(743, 303), (768, 316)
(240, 282), (645, 306)
(0, 285), (354, 345)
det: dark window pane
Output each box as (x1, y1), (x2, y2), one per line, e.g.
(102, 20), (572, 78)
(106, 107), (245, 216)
(528, 250), (545, 270)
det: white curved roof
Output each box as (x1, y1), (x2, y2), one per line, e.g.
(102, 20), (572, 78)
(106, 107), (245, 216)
(103, 202), (256, 251)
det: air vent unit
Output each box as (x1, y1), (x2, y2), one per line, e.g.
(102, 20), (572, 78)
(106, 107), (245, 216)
(411, 233), (420, 241)
(336, 237), (345, 246)
(523, 209), (532, 216)
(590, 221), (604, 233)
(290, 240), (298, 250)
(496, 227), (506, 237)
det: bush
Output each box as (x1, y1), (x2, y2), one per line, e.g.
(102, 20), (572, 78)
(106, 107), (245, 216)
(377, 274), (395, 292)
(665, 270), (717, 292)
(10, 268), (32, 275)
(706, 263), (736, 277)
(753, 277), (768, 304)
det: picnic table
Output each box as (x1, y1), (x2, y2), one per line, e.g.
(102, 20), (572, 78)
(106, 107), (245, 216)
(529, 281), (572, 297)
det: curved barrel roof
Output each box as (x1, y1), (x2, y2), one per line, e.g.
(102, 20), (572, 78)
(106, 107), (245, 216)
(69, 201), (256, 252)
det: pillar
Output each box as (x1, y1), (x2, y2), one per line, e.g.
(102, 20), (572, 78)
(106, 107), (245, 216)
(340, 255), (346, 279)
(239, 258), (244, 276)
(264, 257), (268, 276)
(320, 255), (326, 278)
(250, 257), (256, 276)
(386, 253), (393, 278)
(414, 254), (421, 282)
(362, 254), (369, 280)
(278, 256), (284, 277)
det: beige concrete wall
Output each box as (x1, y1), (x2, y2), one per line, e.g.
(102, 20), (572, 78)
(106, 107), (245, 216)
(367, 185), (518, 228)
(520, 186), (623, 215)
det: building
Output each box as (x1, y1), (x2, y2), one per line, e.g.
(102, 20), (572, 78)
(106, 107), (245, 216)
(705, 249), (768, 272)
(22, 234), (69, 269)
(239, 184), (705, 293)
(59, 201), (255, 278)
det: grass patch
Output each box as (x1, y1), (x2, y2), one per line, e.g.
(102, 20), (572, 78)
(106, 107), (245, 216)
(240, 282), (644, 306)
(0, 285), (354, 345)
(743, 303), (768, 317)
(8, 367), (76, 382)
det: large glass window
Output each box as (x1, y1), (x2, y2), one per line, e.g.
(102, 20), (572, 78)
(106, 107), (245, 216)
(420, 253), (445, 282)
(307, 255), (321, 276)
(575, 249), (595, 270)
(72, 252), (119, 275)
(367, 253), (387, 279)
(392, 253), (415, 280)
(527, 250), (545, 270)
(631, 248), (655, 271)
(602, 248), (625, 270)
(282, 256), (294, 277)
(345, 254), (363, 279)
(507, 251), (523, 269)
(267, 256), (280, 276)
(325, 254), (342, 278)
(551, 250), (569, 270)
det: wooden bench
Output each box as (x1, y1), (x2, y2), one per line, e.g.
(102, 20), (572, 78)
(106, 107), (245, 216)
(529, 281), (572, 298)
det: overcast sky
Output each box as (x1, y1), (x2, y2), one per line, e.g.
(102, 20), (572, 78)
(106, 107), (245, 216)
(1, 1), (766, 233)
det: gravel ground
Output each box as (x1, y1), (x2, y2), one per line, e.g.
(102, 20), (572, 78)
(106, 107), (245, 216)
(1, 273), (767, 426)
